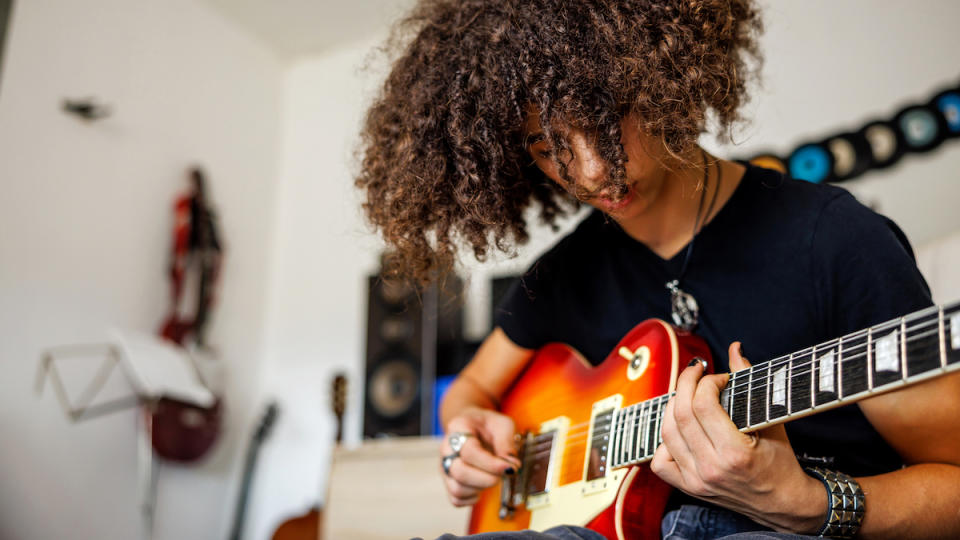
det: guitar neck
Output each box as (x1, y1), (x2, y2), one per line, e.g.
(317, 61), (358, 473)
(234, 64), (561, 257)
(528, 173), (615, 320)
(608, 302), (960, 470)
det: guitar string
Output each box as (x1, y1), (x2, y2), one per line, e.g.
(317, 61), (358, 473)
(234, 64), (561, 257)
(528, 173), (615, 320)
(514, 323), (953, 463)
(516, 314), (946, 436)
(516, 317), (945, 446)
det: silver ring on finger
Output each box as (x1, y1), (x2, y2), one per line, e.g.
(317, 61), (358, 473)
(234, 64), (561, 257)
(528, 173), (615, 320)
(448, 431), (472, 453)
(441, 452), (458, 477)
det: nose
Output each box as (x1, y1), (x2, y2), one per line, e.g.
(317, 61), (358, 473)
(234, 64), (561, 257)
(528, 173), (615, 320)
(567, 131), (609, 192)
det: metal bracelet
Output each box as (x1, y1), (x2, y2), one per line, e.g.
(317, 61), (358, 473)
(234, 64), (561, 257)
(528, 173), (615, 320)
(803, 466), (865, 539)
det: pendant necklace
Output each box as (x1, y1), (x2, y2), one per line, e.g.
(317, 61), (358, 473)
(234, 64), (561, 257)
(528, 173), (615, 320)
(666, 150), (721, 331)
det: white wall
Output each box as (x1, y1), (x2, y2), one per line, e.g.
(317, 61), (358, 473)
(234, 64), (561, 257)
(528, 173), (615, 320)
(704, 0), (960, 245)
(0, 1), (282, 539)
(4, 1), (960, 540)
(257, 0), (960, 534)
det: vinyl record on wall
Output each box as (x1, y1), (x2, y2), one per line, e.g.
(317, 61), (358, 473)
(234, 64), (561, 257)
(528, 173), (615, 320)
(858, 120), (905, 170)
(824, 132), (873, 182)
(747, 154), (787, 175)
(931, 88), (960, 139)
(788, 143), (833, 184)
(895, 103), (947, 153)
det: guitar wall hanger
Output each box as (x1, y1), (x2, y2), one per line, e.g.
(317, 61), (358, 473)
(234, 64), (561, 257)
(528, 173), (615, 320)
(62, 97), (112, 121)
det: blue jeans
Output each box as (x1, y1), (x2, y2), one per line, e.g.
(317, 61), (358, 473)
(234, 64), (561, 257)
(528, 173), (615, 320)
(425, 505), (821, 540)
(661, 505), (819, 539)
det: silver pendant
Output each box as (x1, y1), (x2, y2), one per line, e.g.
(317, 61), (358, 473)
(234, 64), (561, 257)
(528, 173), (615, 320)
(666, 280), (699, 331)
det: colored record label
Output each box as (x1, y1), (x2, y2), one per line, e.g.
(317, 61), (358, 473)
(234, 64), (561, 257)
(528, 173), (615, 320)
(789, 144), (832, 184)
(828, 137), (856, 178)
(863, 123), (900, 166)
(898, 108), (940, 149)
(749, 154), (787, 174)
(935, 91), (960, 135)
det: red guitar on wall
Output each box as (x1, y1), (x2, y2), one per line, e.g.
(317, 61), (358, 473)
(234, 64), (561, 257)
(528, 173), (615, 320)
(469, 302), (960, 539)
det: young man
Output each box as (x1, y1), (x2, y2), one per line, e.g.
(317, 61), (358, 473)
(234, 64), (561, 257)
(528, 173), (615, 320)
(356, 1), (960, 537)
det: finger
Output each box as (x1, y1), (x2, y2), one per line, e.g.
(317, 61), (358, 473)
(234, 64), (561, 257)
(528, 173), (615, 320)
(719, 342), (763, 448)
(672, 360), (719, 458)
(459, 435), (518, 475)
(448, 493), (479, 507)
(659, 394), (700, 488)
(477, 414), (521, 468)
(650, 441), (685, 489)
(446, 455), (502, 490)
(693, 372), (749, 450)
(444, 475), (481, 500)
(728, 341), (751, 372)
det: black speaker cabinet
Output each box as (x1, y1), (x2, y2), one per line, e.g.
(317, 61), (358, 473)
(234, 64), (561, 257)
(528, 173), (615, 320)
(363, 276), (464, 438)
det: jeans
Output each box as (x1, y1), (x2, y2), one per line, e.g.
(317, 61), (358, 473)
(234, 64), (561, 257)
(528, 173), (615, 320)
(661, 505), (820, 539)
(424, 505), (822, 540)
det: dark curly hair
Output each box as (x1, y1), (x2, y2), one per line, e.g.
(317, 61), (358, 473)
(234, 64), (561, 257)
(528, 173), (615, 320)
(356, 0), (762, 284)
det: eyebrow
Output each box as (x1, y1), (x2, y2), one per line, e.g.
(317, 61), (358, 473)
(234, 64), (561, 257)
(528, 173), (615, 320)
(525, 132), (546, 145)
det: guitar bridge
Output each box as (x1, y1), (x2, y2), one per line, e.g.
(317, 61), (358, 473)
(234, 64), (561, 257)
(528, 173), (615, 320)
(498, 432), (528, 520)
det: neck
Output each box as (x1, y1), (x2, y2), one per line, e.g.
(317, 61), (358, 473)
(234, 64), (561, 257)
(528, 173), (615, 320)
(615, 154), (745, 259)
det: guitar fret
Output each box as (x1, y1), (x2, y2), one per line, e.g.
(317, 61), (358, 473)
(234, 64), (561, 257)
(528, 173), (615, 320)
(867, 327), (874, 391)
(940, 307), (947, 368)
(610, 409), (623, 467)
(654, 396), (665, 448)
(810, 345), (817, 405)
(617, 407), (626, 467)
(949, 306), (960, 364)
(900, 317), (908, 379)
(937, 307), (947, 369)
(836, 338), (844, 400)
(786, 353), (794, 416)
(638, 401), (649, 458)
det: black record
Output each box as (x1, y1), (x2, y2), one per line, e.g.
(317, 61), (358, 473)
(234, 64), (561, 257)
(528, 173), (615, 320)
(894, 103), (946, 153)
(858, 119), (905, 170)
(823, 132), (872, 182)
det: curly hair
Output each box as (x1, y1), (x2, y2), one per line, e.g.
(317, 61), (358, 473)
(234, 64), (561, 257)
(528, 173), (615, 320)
(356, 0), (762, 284)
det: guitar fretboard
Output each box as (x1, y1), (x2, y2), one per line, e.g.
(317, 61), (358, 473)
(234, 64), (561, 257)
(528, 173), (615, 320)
(607, 302), (960, 470)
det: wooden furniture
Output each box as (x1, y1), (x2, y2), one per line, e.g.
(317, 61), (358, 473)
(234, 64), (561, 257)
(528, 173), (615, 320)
(323, 436), (469, 540)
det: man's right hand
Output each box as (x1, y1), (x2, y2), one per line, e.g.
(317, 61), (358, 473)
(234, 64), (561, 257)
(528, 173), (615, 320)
(440, 407), (522, 507)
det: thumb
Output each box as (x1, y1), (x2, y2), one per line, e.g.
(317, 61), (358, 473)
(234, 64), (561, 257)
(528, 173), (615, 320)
(728, 341), (751, 372)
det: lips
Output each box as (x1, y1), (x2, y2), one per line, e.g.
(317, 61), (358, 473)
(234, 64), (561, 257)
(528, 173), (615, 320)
(597, 185), (635, 211)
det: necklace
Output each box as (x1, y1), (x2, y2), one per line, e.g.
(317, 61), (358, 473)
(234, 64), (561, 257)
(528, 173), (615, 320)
(666, 151), (721, 331)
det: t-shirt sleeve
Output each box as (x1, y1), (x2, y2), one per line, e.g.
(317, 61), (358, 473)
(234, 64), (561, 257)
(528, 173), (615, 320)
(493, 259), (558, 350)
(811, 191), (933, 338)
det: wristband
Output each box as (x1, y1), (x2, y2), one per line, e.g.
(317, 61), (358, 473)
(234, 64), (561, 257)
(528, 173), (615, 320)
(803, 466), (865, 538)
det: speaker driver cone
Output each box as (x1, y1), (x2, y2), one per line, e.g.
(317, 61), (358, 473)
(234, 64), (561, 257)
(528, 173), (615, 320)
(367, 358), (419, 418)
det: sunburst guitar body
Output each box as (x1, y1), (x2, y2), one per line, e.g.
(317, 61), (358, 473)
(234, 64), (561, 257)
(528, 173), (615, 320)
(469, 319), (712, 539)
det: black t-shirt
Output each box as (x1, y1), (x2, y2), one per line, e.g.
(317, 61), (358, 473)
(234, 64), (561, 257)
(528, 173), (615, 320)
(495, 163), (932, 477)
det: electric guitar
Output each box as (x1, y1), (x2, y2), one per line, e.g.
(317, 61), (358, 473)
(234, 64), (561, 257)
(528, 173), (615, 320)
(469, 302), (960, 539)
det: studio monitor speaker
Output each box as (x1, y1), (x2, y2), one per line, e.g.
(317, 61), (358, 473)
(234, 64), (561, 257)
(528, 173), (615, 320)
(363, 276), (463, 438)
